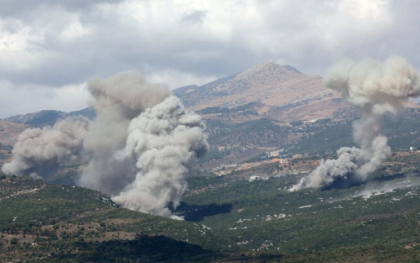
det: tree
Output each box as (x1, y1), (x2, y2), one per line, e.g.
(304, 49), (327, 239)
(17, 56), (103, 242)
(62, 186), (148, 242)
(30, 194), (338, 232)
(10, 238), (18, 245)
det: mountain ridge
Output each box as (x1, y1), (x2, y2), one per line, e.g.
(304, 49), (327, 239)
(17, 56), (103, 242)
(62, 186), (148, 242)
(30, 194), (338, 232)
(174, 61), (344, 122)
(6, 108), (96, 126)
(6, 62), (339, 126)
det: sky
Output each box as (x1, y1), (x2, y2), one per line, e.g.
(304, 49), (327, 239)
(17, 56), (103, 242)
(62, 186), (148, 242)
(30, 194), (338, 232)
(0, 0), (419, 118)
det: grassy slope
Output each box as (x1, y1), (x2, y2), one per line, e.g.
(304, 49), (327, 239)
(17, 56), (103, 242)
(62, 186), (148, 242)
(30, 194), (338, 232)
(3, 172), (420, 262)
(0, 176), (231, 262)
(181, 174), (420, 262)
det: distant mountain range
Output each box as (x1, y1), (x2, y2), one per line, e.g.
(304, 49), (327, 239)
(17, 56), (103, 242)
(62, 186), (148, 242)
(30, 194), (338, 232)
(174, 61), (345, 122)
(5, 108), (96, 126)
(4, 61), (346, 130)
(0, 108), (95, 147)
(5, 61), (343, 127)
(2, 62), (420, 169)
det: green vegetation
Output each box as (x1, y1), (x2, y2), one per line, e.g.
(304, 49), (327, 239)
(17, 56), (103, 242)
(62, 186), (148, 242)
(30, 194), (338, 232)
(0, 143), (12, 161)
(3, 167), (420, 262)
(288, 109), (420, 155)
(180, 173), (420, 261)
(46, 236), (224, 263)
(197, 103), (259, 116)
(200, 118), (289, 165)
(288, 120), (355, 154)
(0, 176), (232, 262)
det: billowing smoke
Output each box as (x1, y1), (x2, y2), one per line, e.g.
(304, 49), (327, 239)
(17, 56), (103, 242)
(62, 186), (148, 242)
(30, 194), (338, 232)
(78, 72), (171, 196)
(291, 56), (420, 191)
(2, 71), (208, 217)
(2, 117), (90, 180)
(112, 96), (208, 216)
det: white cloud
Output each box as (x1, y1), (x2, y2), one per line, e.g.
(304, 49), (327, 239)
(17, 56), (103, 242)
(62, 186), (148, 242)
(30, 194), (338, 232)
(147, 69), (217, 89)
(0, 81), (90, 118)
(0, 0), (419, 116)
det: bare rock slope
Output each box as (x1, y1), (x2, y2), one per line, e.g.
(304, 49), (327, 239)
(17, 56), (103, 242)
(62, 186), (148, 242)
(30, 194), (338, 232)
(174, 61), (344, 122)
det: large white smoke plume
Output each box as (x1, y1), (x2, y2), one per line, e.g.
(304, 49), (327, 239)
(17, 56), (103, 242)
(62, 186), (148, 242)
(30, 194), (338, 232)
(79, 72), (171, 197)
(291, 56), (420, 191)
(112, 96), (208, 216)
(2, 71), (208, 217)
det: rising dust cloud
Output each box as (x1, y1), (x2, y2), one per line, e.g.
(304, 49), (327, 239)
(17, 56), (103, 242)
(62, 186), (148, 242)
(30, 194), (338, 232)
(291, 56), (420, 191)
(2, 117), (90, 180)
(2, 71), (208, 217)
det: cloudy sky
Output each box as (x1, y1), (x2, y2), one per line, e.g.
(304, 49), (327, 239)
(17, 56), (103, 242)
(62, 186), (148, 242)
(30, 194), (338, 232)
(0, 0), (419, 118)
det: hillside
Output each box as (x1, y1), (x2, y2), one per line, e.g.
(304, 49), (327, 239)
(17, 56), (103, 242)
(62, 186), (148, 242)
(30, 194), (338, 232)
(174, 61), (345, 123)
(0, 119), (27, 146)
(3, 165), (420, 262)
(3, 62), (420, 175)
(3, 66), (420, 172)
(193, 108), (420, 170)
(179, 168), (420, 263)
(0, 175), (233, 262)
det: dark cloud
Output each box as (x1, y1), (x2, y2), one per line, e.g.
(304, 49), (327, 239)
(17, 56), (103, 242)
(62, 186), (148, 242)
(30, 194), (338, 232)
(2, 0), (420, 117)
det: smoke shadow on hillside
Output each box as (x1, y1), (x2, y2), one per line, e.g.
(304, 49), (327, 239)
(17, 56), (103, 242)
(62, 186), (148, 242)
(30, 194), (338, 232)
(173, 202), (233, 222)
(63, 235), (222, 262)
(321, 176), (364, 191)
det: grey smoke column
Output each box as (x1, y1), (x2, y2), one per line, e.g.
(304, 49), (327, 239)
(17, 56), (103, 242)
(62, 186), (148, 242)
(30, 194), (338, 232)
(291, 56), (420, 191)
(77, 71), (208, 216)
(1, 117), (90, 180)
(78, 71), (171, 195)
(112, 96), (208, 216)
(2, 71), (208, 217)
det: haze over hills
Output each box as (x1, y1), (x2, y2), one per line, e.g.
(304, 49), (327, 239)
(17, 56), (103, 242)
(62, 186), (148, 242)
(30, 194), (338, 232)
(0, 119), (27, 146)
(5, 108), (96, 126)
(174, 61), (346, 122)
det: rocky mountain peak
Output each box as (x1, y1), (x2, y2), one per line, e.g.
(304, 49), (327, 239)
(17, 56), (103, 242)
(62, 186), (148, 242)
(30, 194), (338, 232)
(173, 61), (342, 123)
(236, 61), (302, 81)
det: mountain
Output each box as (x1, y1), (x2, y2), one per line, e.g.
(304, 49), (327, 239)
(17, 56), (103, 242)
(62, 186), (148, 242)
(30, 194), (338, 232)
(3, 62), (419, 170)
(174, 61), (345, 122)
(1, 108), (95, 149)
(4, 62), (346, 127)
(6, 108), (96, 127)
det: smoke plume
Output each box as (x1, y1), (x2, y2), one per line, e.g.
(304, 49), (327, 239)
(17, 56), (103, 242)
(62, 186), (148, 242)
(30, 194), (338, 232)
(2, 71), (208, 217)
(291, 56), (420, 191)
(2, 117), (90, 180)
(112, 96), (208, 216)
(78, 71), (171, 196)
